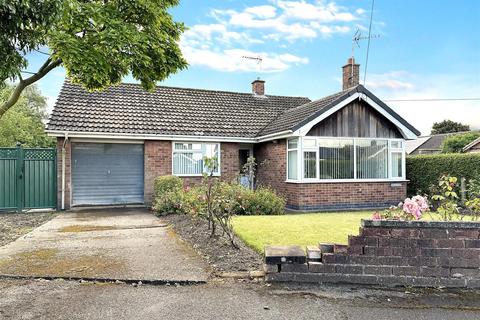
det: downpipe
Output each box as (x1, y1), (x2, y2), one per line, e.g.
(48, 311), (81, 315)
(61, 132), (69, 210)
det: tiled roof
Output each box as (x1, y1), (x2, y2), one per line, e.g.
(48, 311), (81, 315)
(47, 81), (311, 138)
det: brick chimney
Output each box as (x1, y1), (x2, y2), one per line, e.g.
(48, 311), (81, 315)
(342, 57), (360, 90)
(252, 78), (265, 96)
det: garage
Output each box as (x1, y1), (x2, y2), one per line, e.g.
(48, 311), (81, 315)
(71, 143), (144, 206)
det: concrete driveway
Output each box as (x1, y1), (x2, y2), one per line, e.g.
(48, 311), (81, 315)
(0, 208), (208, 282)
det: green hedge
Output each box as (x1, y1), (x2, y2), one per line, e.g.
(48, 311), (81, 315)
(406, 153), (480, 196)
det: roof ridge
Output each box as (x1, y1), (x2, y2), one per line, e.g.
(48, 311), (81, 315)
(64, 80), (310, 100)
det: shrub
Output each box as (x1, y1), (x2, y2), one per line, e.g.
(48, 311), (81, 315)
(441, 132), (480, 153)
(153, 176), (184, 215)
(406, 153), (480, 197)
(236, 186), (285, 215)
(153, 175), (183, 198)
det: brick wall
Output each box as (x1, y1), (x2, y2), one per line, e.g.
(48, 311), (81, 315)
(56, 138), (71, 210)
(255, 139), (407, 211)
(265, 220), (480, 288)
(144, 141), (240, 205)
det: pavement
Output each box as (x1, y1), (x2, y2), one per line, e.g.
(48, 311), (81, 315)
(0, 279), (479, 320)
(0, 208), (209, 282)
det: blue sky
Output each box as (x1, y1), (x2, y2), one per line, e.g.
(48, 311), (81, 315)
(28, 0), (480, 135)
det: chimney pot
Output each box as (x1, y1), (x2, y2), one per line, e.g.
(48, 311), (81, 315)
(342, 57), (360, 90)
(252, 79), (265, 95)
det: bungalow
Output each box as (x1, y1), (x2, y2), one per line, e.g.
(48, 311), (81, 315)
(46, 58), (420, 211)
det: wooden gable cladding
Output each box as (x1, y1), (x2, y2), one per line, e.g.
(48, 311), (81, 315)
(306, 99), (403, 138)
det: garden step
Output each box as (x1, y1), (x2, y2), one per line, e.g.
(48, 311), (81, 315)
(264, 246), (306, 265)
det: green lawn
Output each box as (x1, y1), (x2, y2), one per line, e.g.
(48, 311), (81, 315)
(232, 212), (372, 254)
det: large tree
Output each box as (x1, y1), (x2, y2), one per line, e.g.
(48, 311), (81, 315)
(431, 120), (470, 135)
(0, 83), (54, 147)
(0, 0), (187, 118)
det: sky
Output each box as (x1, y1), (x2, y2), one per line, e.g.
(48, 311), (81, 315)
(26, 0), (480, 136)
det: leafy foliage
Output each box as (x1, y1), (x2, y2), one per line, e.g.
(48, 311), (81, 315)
(0, 83), (54, 147)
(406, 153), (480, 197)
(431, 120), (470, 134)
(441, 132), (480, 153)
(1, 0), (187, 117)
(431, 175), (460, 221)
(235, 187), (285, 216)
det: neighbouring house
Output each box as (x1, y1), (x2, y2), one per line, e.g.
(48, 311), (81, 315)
(406, 131), (472, 155)
(463, 137), (480, 153)
(46, 58), (420, 211)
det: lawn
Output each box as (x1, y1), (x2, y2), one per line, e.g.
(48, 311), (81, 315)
(232, 212), (372, 254)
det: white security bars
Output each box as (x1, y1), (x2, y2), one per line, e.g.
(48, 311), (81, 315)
(287, 137), (405, 182)
(173, 142), (220, 176)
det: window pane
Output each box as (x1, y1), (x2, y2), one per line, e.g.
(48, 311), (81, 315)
(356, 139), (388, 179)
(318, 139), (354, 179)
(173, 152), (203, 174)
(288, 139), (298, 149)
(303, 139), (316, 148)
(173, 143), (219, 175)
(390, 141), (403, 149)
(288, 150), (298, 180)
(304, 151), (317, 179)
(391, 152), (403, 178)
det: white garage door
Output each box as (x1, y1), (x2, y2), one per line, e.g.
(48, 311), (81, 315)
(72, 143), (144, 206)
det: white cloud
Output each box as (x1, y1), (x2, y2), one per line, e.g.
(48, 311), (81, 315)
(181, 1), (364, 73)
(365, 71), (415, 90)
(180, 46), (308, 73)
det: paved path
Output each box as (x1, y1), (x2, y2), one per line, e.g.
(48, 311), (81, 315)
(0, 209), (208, 282)
(0, 279), (478, 320)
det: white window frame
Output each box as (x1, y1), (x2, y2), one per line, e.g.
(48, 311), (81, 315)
(172, 142), (221, 177)
(286, 136), (406, 183)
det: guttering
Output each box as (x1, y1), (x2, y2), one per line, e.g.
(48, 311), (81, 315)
(61, 132), (69, 211)
(46, 130), (256, 144)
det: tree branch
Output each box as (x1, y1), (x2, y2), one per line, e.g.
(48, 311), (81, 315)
(0, 58), (61, 118)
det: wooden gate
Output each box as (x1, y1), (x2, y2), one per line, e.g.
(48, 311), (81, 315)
(0, 145), (56, 212)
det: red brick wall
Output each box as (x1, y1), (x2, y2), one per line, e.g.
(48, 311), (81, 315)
(255, 139), (407, 211)
(144, 141), (240, 204)
(56, 138), (71, 210)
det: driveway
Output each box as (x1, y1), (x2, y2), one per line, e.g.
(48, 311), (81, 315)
(0, 208), (208, 282)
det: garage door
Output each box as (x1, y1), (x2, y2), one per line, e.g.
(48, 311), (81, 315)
(72, 143), (144, 206)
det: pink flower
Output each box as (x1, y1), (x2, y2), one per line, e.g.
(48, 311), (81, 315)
(372, 211), (382, 220)
(412, 195), (429, 213)
(402, 198), (422, 220)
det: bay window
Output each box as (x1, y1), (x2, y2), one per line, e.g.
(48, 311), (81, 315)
(286, 137), (405, 182)
(173, 142), (220, 176)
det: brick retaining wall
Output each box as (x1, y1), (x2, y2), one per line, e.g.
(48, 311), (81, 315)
(265, 220), (480, 288)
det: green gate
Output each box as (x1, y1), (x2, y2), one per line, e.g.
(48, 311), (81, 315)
(0, 145), (56, 212)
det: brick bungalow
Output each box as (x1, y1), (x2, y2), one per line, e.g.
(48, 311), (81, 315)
(46, 58), (420, 211)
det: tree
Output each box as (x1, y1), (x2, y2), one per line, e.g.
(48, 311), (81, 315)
(0, 0), (187, 118)
(0, 83), (54, 147)
(441, 132), (480, 153)
(431, 120), (470, 134)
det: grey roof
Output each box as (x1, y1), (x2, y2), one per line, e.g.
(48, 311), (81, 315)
(409, 131), (473, 154)
(463, 137), (480, 152)
(259, 85), (421, 137)
(48, 81), (420, 139)
(47, 81), (310, 138)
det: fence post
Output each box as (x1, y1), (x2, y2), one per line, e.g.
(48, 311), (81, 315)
(15, 143), (24, 213)
(461, 177), (466, 204)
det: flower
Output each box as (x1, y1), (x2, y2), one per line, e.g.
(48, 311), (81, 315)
(412, 195), (429, 213)
(372, 211), (382, 220)
(402, 198), (422, 220)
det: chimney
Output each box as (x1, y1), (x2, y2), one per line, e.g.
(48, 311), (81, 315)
(251, 78), (265, 96)
(342, 57), (360, 90)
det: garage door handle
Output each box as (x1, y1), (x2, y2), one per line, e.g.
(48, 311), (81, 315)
(107, 170), (111, 175)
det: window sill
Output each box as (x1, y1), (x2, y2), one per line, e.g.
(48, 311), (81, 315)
(285, 179), (408, 184)
(174, 174), (221, 177)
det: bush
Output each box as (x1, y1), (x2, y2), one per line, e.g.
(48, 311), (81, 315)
(153, 175), (183, 198)
(236, 186), (285, 215)
(441, 132), (480, 153)
(406, 153), (480, 197)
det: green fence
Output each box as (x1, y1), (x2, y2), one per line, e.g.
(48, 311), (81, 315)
(0, 145), (56, 212)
